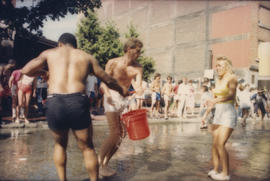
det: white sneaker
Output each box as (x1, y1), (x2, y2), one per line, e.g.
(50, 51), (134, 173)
(208, 169), (218, 177)
(211, 173), (230, 180)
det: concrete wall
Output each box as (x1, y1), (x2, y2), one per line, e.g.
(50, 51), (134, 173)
(97, 0), (270, 82)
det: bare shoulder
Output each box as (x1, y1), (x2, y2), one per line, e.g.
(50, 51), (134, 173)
(107, 57), (120, 65)
(106, 57), (120, 69)
(228, 74), (237, 82)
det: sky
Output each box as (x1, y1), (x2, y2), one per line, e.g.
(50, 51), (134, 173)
(42, 14), (78, 41)
(16, 0), (79, 41)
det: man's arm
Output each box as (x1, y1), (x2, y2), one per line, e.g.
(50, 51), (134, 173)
(131, 67), (143, 96)
(89, 56), (125, 96)
(21, 51), (47, 76)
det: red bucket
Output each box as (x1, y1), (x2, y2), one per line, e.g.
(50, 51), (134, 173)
(122, 109), (150, 140)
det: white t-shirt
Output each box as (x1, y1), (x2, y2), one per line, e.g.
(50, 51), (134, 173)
(85, 75), (97, 93)
(177, 83), (190, 96)
(200, 92), (212, 108)
(237, 89), (252, 108)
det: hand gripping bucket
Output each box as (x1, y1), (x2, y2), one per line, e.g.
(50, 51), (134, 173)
(121, 109), (150, 140)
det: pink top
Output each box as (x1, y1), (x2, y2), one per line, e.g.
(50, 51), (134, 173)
(11, 69), (22, 85)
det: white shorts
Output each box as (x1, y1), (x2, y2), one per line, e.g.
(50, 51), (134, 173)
(104, 89), (128, 113)
(164, 95), (172, 103)
(213, 103), (237, 129)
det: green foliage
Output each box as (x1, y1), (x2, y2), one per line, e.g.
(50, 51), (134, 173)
(77, 15), (155, 80)
(125, 23), (155, 81)
(0, 0), (102, 39)
(76, 12), (123, 68)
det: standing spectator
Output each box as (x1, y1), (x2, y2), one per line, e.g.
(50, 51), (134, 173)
(251, 89), (269, 121)
(200, 85), (213, 129)
(177, 77), (189, 118)
(237, 84), (251, 127)
(150, 73), (161, 118)
(17, 74), (36, 123)
(186, 79), (195, 116)
(35, 74), (48, 116)
(85, 73), (98, 112)
(8, 69), (22, 122)
(135, 80), (147, 109)
(162, 76), (173, 119)
(171, 80), (182, 116)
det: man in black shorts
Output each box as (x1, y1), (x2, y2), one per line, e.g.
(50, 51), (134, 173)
(22, 33), (125, 181)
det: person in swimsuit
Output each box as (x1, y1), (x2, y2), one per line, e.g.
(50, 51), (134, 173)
(162, 76), (173, 119)
(17, 74), (36, 124)
(21, 33), (125, 181)
(99, 38), (143, 177)
(150, 73), (161, 118)
(205, 56), (238, 181)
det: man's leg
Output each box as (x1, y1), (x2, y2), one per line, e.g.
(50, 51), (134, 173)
(177, 98), (184, 118)
(99, 112), (123, 176)
(72, 126), (98, 181)
(164, 97), (169, 119)
(51, 129), (69, 181)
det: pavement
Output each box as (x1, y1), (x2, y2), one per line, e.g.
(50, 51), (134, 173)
(0, 115), (269, 181)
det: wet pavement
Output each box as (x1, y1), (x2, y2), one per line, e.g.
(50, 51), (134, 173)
(0, 117), (269, 181)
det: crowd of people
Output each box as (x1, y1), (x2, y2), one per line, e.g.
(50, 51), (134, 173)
(0, 61), (48, 124)
(0, 33), (270, 181)
(1, 59), (269, 128)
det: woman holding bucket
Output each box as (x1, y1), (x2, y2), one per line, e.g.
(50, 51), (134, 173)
(206, 56), (237, 181)
(99, 38), (144, 178)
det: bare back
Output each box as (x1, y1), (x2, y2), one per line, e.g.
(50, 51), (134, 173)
(46, 47), (90, 94)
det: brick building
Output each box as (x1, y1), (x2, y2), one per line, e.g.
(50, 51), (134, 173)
(97, 0), (270, 88)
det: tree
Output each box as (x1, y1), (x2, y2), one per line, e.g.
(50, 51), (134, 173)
(0, 0), (102, 40)
(77, 14), (155, 80)
(125, 24), (155, 81)
(76, 12), (123, 68)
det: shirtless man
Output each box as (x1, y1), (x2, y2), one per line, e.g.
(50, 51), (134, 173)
(99, 38), (143, 177)
(21, 33), (125, 181)
(162, 76), (173, 119)
(150, 73), (161, 118)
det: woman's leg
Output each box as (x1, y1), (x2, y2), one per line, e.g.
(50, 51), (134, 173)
(212, 125), (220, 172)
(17, 89), (24, 123)
(24, 92), (32, 123)
(216, 126), (233, 176)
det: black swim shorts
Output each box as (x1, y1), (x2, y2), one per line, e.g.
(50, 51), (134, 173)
(46, 92), (91, 131)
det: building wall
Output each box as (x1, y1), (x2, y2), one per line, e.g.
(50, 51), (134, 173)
(97, 0), (270, 83)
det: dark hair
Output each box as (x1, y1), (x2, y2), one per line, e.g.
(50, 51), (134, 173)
(178, 80), (183, 84)
(8, 59), (16, 65)
(167, 76), (172, 80)
(123, 38), (143, 53)
(58, 33), (77, 48)
(202, 85), (208, 92)
(154, 73), (161, 79)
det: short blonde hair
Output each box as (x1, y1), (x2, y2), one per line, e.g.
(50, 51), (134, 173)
(216, 56), (233, 72)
